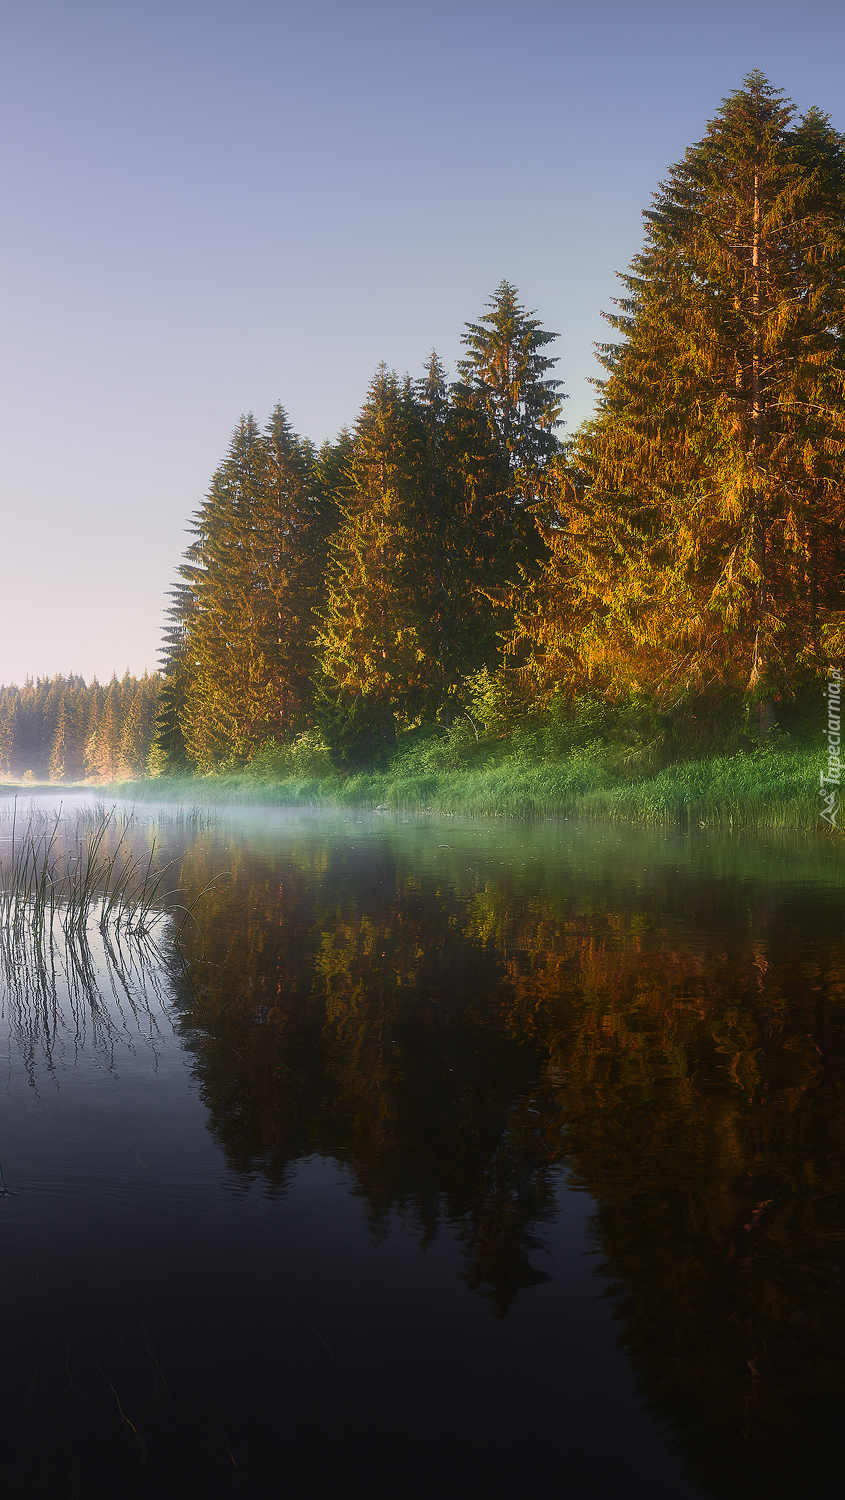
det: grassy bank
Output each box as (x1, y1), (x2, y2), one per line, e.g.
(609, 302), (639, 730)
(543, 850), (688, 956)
(98, 734), (831, 833)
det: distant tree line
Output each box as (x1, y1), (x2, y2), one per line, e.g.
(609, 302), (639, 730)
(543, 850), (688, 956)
(0, 673), (160, 782)
(155, 74), (845, 773)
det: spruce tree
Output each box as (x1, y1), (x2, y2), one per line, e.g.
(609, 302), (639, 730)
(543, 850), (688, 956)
(84, 679), (104, 775)
(258, 405), (327, 734)
(87, 675), (123, 779)
(450, 284), (565, 704)
(0, 692), (14, 777)
(63, 682), (89, 781)
(151, 574), (194, 773)
(440, 367), (523, 684)
(177, 411), (324, 769)
(518, 75), (845, 718)
(415, 351), (477, 712)
(49, 700), (70, 782)
(455, 280), (564, 479)
(317, 369), (438, 763)
(120, 673), (160, 777)
(180, 415), (272, 767)
(49, 684), (87, 784)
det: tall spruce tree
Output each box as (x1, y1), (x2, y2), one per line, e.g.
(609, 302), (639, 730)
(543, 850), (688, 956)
(541, 74), (845, 719)
(317, 369), (440, 763)
(259, 405), (326, 733)
(450, 284), (565, 704)
(180, 415), (268, 766)
(415, 351), (484, 712)
(151, 570), (196, 773)
(176, 411), (324, 769)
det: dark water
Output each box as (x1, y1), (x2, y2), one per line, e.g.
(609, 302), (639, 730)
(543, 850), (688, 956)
(2, 801), (844, 1499)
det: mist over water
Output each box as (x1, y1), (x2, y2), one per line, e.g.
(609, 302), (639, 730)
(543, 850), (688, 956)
(1, 798), (843, 1497)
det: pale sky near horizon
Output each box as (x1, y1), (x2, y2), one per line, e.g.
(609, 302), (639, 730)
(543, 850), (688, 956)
(2, 0), (845, 686)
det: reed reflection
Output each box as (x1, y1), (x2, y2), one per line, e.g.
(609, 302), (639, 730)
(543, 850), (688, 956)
(1, 919), (174, 1088)
(173, 822), (845, 1498)
(0, 801), (179, 1086)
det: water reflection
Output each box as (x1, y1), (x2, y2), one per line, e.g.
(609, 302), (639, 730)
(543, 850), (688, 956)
(169, 815), (845, 1498)
(2, 804), (844, 1496)
(1, 920), (173, 1091)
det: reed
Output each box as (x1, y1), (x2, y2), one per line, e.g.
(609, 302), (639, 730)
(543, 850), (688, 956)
(152, 805), (222, 833)
(0, 801), (177, 949)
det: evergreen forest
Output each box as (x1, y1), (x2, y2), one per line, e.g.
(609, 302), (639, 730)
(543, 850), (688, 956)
(0, 673), (160, 782)
(9, 74), (842, 789)
(155, 76), (845, 779)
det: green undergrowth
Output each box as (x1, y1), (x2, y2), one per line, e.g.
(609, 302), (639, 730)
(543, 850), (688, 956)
(102, 733), (831, 833)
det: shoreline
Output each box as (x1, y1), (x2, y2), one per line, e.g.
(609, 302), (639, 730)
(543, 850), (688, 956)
(2, 743), (836, 836)
(96, 742), (833, 834)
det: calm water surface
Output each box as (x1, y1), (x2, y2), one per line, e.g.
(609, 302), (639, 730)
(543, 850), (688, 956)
(1, 799), (844, 1498)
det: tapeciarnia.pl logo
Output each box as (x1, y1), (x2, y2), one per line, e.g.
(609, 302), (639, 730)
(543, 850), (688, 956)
(821, 668), (841, 828)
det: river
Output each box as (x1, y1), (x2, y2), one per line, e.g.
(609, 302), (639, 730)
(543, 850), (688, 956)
(1, 797), (843, 1498)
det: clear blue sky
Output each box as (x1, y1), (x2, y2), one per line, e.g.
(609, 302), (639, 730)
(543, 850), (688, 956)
(2, 0), (844, 685)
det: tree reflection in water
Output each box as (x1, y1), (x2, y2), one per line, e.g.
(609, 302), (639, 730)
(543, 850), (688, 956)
(171, 819), (845, 1498)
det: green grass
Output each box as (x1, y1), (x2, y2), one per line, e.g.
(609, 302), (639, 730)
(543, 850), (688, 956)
(101, 735), (832, 833)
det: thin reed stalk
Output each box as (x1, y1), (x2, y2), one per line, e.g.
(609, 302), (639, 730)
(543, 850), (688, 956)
(0, 801), (177, 953)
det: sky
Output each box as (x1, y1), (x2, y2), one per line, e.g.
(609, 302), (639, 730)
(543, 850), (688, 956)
(2, 0), (845, 686)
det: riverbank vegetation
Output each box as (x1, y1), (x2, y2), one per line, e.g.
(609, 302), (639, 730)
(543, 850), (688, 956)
(106, 723), (820, 831)
(145, 75), (845, 805)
